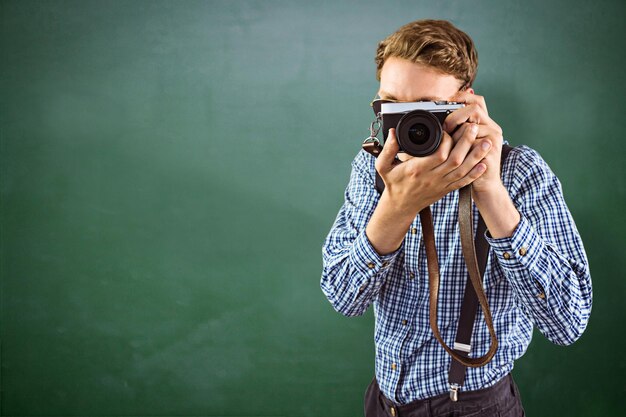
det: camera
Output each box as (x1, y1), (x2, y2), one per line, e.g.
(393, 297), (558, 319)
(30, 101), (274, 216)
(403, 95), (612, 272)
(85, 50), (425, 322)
(372, 100), (464, 157)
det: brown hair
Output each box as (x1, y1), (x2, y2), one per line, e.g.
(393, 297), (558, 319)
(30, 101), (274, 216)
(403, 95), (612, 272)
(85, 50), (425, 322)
(375, 19), (478, 89)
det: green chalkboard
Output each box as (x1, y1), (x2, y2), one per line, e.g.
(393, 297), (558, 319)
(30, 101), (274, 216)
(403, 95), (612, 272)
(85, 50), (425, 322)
(1, 0), (624, 416)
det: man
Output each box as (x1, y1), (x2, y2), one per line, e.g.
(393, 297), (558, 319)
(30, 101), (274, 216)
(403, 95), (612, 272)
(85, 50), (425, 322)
(321, 19), (592, 417)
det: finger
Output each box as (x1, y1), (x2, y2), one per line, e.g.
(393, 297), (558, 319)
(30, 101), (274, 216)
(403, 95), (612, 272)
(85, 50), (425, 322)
(452, 91), (489, 116)
(446, 162), (487, 191)
(405, 129), (454, 172)
(376, 128), (400, 174)
(475, 124), (503, 146)
(464, 125), (503, 156)
(462, 93), (489, 116)
(439, 123), (479, 173)
(451, 122), (473, 143)
(427, 130), (454, 168)
(443, 104), (489, 133)
(438, 130), (454, 159)
(443, 138), (492, 182)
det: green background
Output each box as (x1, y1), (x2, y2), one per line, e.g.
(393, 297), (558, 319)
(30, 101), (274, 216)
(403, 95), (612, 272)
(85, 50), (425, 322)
(1, 0), (624, 416)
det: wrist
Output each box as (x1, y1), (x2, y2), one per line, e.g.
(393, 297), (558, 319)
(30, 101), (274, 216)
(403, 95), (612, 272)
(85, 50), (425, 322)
(366, 192), (416, 256)
(471, 179), (505, 202)
(472, 177), (500, 198)
(472, 182), (520, 239)
(380, 188), (424, 220)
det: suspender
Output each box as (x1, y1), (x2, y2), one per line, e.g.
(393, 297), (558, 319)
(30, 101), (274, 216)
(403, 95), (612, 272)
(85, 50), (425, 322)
(448, 143), (513, 400)
(372, 144), (515, 401)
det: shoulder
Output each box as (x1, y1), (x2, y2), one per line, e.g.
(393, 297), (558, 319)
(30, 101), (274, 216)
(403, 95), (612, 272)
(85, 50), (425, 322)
(503, 145), (550, 170)
(502, 143), (561, 198)
(350, 148), (377, 185)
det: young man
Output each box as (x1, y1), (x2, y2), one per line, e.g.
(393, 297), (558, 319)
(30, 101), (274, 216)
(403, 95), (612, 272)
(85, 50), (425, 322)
(321, 20), (592, 416)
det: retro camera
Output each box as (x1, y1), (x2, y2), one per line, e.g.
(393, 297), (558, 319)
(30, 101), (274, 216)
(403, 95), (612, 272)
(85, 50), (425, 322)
(372, 100), (465, 157)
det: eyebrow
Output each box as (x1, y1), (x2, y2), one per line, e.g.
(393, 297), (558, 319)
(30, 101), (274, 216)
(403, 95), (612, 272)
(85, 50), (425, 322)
(378, 90), (442, 102)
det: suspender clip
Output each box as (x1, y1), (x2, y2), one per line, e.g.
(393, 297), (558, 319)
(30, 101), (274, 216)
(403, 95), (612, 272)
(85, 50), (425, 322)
(449, 383), (460, 402)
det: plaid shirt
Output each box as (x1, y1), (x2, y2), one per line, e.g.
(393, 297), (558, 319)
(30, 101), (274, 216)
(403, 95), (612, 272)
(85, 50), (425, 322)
(320, 144), (592, 404)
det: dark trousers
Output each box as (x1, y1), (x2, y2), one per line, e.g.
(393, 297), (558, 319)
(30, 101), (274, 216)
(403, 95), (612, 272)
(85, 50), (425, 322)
(364, 373), (526, 417)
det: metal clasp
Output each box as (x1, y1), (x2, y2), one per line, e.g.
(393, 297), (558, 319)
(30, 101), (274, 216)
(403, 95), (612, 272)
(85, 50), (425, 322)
(362, 113), (383, 157)
(363, 113), (382, 143)
(449, 383), (460, 402)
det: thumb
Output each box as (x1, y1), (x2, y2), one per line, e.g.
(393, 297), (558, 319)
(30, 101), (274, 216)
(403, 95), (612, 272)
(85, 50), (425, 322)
(376, 128), (400, 174)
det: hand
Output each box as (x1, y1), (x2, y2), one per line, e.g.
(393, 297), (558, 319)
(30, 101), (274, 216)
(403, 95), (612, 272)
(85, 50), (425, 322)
(375, 126), (492, 215)
(444, 91), (504, 194)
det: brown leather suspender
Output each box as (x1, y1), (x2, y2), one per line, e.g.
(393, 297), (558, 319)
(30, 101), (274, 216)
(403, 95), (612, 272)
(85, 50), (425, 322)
(367, 145), (514, 380)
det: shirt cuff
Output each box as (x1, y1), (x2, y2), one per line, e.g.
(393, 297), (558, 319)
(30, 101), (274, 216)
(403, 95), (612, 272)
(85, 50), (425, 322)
(485, 215), (550, 299)
(348, 229), (403, 291)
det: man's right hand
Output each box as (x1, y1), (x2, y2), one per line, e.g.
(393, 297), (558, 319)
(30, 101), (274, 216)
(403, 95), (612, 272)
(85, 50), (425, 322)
(365, 123), (492, 256)
(376, 124), (492, 216)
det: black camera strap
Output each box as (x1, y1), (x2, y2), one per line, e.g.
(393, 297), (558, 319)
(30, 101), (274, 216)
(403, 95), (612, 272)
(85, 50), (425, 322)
(367, 143), (514, 401)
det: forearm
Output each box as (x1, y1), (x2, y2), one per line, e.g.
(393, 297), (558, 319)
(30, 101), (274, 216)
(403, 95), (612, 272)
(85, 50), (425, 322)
(321, 151), (405, 317)
(472, 182), (520, 238)
(322, 213), (404, 317)
(365, 191), (418, 255)
(485, 215), (592, 345)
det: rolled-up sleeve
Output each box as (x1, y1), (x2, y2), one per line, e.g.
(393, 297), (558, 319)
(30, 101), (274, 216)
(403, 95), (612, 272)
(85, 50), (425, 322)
(321, 150), (403, 317)
(486, 146), (593, 346)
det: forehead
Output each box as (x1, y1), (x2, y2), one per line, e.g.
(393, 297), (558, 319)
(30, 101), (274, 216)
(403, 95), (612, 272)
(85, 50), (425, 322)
(378, 56), (463, 101)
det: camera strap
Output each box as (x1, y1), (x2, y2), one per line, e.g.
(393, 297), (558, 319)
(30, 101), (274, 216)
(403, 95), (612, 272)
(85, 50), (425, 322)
(419, 186), (498, 369)
(366, 143), (514, 391)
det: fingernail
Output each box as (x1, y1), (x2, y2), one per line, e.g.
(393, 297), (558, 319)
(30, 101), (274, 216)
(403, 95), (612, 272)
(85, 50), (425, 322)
(481, 141), (491, 150)
(471, 124), (478, 134)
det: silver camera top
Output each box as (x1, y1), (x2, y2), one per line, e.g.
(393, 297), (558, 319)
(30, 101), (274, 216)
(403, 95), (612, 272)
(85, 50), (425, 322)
(381, 100), (465, 114)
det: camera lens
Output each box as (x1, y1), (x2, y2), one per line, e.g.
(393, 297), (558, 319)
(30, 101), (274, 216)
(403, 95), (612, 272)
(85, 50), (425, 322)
(408, 123), (430, 146)
(396, 110), (443, 157)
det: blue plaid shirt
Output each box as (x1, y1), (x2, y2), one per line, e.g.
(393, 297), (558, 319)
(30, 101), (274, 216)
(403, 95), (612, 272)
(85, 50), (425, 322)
(320, 144), (592, 404)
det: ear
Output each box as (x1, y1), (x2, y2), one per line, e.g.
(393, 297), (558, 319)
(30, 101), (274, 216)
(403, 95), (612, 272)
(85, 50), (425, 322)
(466, 87), (475, 95)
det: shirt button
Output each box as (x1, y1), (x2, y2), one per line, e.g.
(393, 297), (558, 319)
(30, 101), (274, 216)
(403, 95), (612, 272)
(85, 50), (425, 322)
(391, 363), (397, 371)
(359, 284), (367, 292)
(503, 252), (511, 260)
(537, 292), (545, 299)
(409, 272), (415, 279)
(402, 320), (408, 326)
(519, 247), (528, 256)
(382, 261), (390, 268)
(367, 262), (375, 269)
(411, 227), (417, 235)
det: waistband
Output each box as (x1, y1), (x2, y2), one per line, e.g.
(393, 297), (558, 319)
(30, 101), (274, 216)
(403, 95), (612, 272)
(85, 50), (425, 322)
(379, 373), (513, 415)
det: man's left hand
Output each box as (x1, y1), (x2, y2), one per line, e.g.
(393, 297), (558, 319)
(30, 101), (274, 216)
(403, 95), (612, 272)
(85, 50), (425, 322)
(443, 90), (504, 194)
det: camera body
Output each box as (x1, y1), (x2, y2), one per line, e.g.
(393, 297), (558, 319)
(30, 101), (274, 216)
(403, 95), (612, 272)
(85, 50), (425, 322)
(374, 100), (464, 157)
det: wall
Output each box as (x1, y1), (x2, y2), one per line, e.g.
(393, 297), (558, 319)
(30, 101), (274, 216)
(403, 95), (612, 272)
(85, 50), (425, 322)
(1, 0), (624, 415)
